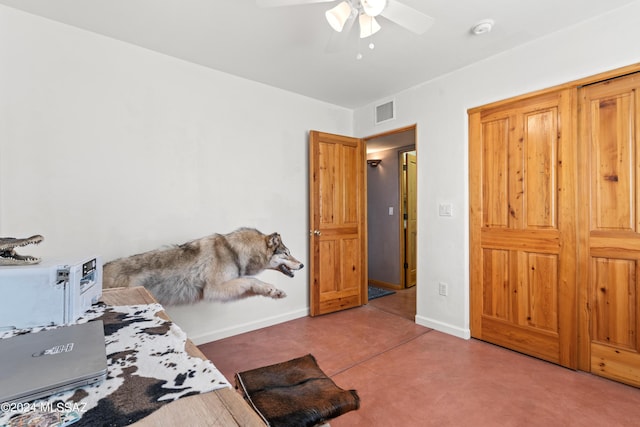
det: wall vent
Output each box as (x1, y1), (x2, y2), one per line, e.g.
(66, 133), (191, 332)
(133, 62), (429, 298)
(375, 100), (395, 124)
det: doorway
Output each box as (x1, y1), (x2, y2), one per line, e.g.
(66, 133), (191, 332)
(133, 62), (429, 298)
(365, 125), (417, 318)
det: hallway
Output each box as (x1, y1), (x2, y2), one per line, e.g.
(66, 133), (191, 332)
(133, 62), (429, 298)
(199, 293), (640, 426)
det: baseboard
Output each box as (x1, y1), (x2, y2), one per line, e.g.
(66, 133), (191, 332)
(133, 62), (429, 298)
(190, 308), (309, 345)
(415, 315), (471, 340)
(368, 279), (402, 291)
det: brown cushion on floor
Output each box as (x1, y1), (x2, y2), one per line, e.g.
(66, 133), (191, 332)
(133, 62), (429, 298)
(235, 354), (360, 427)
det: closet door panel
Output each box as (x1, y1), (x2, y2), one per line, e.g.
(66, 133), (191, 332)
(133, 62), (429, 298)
(590, 91), (635, 231)
(580, 72), (640, 387)
(591, 257), (637, 350)
(525, 110), (557, 228)
(481, 118), (510, 227)
(470, 89), (577, 368)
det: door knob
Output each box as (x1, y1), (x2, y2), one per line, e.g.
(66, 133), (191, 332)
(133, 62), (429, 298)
(309, 229), (322, 236)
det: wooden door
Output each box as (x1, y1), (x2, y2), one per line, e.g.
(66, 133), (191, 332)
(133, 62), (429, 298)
(469, 89), (578, 367)
(406, 152), (417, 287)
(578, 73), (640, 386)
(309, 131), (367, 316)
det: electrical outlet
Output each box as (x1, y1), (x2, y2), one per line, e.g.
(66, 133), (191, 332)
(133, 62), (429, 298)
(438, 282), (448, 296)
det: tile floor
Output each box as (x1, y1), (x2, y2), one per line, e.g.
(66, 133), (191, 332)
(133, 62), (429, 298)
(199, 288), (640, 426)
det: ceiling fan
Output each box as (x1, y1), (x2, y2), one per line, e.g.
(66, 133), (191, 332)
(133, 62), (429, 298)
(257, 0), (435, 45)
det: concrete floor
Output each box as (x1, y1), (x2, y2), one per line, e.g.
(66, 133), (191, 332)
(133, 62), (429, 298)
(199, 288), (640, 426)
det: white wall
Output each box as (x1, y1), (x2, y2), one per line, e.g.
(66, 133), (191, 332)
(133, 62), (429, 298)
(354, 1), (640, 338)
(0, 5), (352, 344)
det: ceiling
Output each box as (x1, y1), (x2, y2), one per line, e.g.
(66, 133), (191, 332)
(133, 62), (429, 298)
(1, 0), (637, 110)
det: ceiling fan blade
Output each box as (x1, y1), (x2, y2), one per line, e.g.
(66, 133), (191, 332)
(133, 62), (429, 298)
(256, 0), (335, 7)
(325, 12), (356, 53)
(380, 0), (435, 35)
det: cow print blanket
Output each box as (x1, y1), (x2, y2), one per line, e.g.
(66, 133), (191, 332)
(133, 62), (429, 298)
(0, 303), (230, 427)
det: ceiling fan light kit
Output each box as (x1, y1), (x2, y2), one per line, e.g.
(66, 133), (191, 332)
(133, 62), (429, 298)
(325, 0), (388, 39)
(325, 1), (353, 32)
(359, 14), (381, 38)
(361, 0), (387, 17)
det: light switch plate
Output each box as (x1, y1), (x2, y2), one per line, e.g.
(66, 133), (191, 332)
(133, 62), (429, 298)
(439, 203), (452, 217)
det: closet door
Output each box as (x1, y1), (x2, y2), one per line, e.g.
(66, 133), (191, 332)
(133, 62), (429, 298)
(579, 73), (640, 386)
(470, 89), (577, 368)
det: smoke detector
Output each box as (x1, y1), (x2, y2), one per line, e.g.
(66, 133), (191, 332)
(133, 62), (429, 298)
(471, 19), (494, 35)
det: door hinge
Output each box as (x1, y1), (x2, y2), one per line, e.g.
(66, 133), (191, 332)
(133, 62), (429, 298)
(404, 262), (409, 269)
